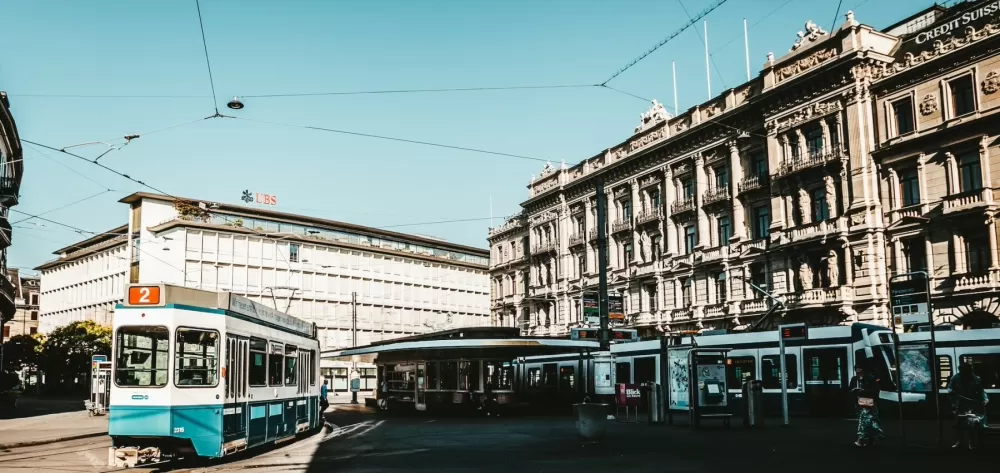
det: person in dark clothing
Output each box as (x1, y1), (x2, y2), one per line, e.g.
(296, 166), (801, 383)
(483, 378), (497, 417)
(948, 362), (988, 449)
(849, 363), (885, 447)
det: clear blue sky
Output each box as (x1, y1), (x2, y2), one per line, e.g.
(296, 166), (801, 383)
(0, 0), (942, 272)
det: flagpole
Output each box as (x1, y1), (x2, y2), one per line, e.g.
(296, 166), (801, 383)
(490, 196), (494, 228)
(704, 20), (711, 99)
(672, 61), (679, 115)
(744, 17), (751, 81)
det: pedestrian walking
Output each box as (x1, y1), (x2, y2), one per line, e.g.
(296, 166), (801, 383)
(948, 362), (988, 450)
(320, 379), (329, 413)
(849, 363), (885, 447)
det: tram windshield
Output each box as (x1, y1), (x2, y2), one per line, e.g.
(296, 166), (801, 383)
(115, 326), (170, 387)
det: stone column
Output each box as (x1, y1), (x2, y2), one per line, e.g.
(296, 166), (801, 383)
(843, 244), (854, 286)
(769, 134), (785, 231)
(665, 168), (678, 254)
(981, 136), (993, 194)
(631, 181), (641, 263)
(820, 118), (831, 151)
(945, 152), (958, 194)
(887, 168), (899, 210)
(729, 140), (746, 241)
(989, 216), (999, 269)
(924, 237), (934, 278)
(695, 153), (709, 248)
(892, 237), (903, 274)
(917, 153), (929, 212)
(825, 174), (838, 219)
(952, 231), (964, 273)
(795, 129), (806, 158)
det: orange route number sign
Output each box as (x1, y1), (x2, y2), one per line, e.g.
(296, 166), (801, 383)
(128, 286), (161, 306)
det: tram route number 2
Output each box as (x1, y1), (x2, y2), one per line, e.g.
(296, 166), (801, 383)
(128, 286), (162, 306)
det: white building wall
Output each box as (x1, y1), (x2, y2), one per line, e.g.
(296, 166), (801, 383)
(38, 243), (128, 334)
(141, 226), (490, 351)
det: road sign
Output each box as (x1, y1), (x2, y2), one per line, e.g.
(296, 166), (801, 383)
(608, 294), (624, 324)
(890, 272), (931, 327)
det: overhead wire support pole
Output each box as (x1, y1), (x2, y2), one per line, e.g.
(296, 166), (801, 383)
(595, 178), (610, 352)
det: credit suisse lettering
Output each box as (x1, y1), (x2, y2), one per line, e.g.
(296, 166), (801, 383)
(915, 1), (1000, 44)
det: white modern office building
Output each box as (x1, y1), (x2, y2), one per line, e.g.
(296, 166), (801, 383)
(36, 192), (491, 390)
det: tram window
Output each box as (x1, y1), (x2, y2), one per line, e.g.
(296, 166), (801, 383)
(309, 350), (317, 386)
(440, 361), (458, 390)
(285, 345), (298, 386)
(761, 355), (797, 389)
(485, 361), (512, 390)
(115, 326), (169, 387)
(634, 357), (656, 384)
(249, 337), (267, 387)
(528, 368), (541, 388)
(559, 366), (575, 391)
(426, 362), (439, 390)
(959, 354), (1000, 389)
(726, 357), (756, 387)
(466, 361), (480, 391)
(174, 328), (220, 387)
(938, 356), (953, 389)
(268, 343), (284, 386)
(543, 363), (557, 387)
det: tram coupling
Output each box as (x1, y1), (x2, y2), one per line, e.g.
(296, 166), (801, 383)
(108, 446), (169, 468)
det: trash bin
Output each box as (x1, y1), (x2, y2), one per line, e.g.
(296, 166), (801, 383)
(646, 382), (662, 424)
(573, 403), (609, 440)
(742, 380), (763, 427)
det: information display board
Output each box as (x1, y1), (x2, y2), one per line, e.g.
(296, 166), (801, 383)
(890, 273), (931, 327)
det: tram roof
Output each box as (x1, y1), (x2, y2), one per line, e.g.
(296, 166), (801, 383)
(322, 327), (598, 363)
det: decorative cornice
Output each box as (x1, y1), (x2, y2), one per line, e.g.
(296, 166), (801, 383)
(767, 99), (842, 133)
(870, 19), (1000, 82)
(776, 48), (838, 83)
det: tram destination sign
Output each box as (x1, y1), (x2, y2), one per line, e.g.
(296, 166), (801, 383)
(225, 293), (316, 337)
(889, 273), (931, 327)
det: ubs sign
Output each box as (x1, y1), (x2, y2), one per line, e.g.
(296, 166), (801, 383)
(915, 1), (1000, 44)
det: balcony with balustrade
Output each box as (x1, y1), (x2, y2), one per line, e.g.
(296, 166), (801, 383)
(530, 241), (557, 255)
(785, 216), (848, 245)
(886, 204), (927, 226)
(635, 208), (663, 226)
(739, 298), (769, 315)
(702, 186), (731, 206)
(943, 188), (993, 215)
(698, 245), (729, 264)
(738, 174), (769, 194)
(612, 219), (633, 235)
(937, 269), (1000, 294)
(784, 286), (851, 308)
(702, 303), (727, 320)
(568, 232), (586, 248)
(671, 197), (695, 217)
(776, 148), (845, 179)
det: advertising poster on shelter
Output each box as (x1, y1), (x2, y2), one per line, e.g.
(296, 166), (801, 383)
(668, 349), (690, 410)
(899, 344), (934, 393)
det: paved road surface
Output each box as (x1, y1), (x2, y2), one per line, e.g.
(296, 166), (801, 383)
(0, 405), (992, 473)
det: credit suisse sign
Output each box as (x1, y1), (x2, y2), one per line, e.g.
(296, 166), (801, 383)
(915, 1), (1000, 44)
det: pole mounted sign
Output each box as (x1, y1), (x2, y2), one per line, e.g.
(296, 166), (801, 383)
(889, 272), (931, 327)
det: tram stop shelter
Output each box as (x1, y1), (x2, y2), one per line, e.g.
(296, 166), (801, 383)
(322, 327), (599, 412)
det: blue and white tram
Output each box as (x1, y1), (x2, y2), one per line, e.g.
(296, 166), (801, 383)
(515, 323), (893, 417)
(108, 284), (322, 468)
(876, 327), (1000, 417)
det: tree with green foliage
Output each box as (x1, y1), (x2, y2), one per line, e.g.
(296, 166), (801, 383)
(1, 334), (41, 373)
(38, 321), (111, 392)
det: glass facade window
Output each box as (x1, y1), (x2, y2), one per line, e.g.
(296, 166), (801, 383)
(893, 97), (915, 135)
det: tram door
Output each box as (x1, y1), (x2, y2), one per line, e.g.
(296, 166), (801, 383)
(223, 336), (250, 445)
(803, 347), (848, 417)
(415, 362), (427, 411)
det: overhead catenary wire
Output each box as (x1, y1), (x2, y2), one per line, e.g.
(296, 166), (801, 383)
(228, 116), (552, 163)
(194, 0), (220, 115)
(600, 0), (729, 85)
(11, 190), (116, 226)
(677, 0), (728, 91)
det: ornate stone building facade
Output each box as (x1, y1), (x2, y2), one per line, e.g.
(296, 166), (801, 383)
(489, 2), (1000, 336)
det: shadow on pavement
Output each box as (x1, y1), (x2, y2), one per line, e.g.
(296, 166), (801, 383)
(0, 396), (83, 420)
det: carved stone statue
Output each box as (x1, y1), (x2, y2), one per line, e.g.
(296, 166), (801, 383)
(824, 250), (840, 287)
(824, 175), (837, 217)
(636, 99), (670, 133)
(640, 232), (652, 263)
(798, 187), (812, 225)
(792, 31), (806, 51)
(798, 255), (814, 290)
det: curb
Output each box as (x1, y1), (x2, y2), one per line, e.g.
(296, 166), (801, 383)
(0, 431), (108, 449)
